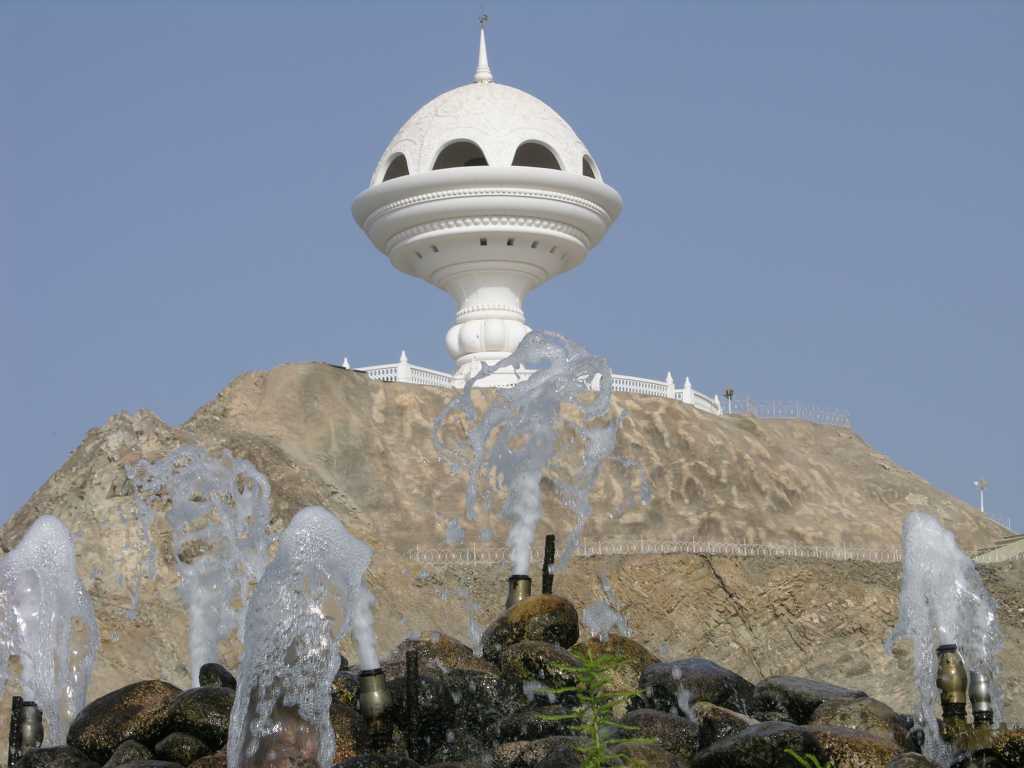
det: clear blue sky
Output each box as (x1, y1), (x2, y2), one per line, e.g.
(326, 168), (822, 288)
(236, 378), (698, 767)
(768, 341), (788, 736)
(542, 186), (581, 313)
(2, 2), (1021, 532)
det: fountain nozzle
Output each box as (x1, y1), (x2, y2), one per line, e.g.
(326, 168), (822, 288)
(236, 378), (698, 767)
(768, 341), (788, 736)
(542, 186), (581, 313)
(506, 575), (532, 608)
(8, 697), (44, 768)
(357, 668), (392, 750)
(969, 671), (994, 726)
(936, 644), (969, 721)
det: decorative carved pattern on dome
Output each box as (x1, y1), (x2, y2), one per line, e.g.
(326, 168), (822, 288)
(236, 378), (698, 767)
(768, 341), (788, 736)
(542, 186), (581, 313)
(362, 186), (611, 231)
(384, 216), (590, 254)
(372, 83), (591, 182)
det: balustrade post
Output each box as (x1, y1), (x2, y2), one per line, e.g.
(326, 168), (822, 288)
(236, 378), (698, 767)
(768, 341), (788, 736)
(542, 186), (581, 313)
(397, 350), (412, 383)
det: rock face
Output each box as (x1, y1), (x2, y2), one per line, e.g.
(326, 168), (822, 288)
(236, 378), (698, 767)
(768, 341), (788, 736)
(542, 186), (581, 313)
(2, 363), (1023, 765)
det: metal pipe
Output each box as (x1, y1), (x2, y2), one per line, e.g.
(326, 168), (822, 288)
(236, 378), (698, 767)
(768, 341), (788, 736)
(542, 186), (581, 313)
(542, 534), (556, 595)
(936, 644), (968, 721)
(8, 697), (43, 768)
(505, 575), (532, 608)
(405, 650), (419, 761)
(357, 668), (392, 751)
(969, 671), (994, 726)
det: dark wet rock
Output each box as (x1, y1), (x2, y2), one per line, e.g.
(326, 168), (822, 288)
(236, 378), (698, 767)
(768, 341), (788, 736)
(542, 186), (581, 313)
(158, 687), (234, 750)
(638, 658), (755, 715)
(691, 721), (826, 768)
(753, 676), (866, 725)
(153, 733), (209, 765)
(384, 632), (498, 677)
(331, 755), (421, 768)
(445, 667), (528, 739)
(493, 737), (582, 768)
(482, 596), (580, 663)
(617, 708), (698, 761)
(610, 743), (687, 768)
(693, 701), (759, 749)
(113, 763), (186, 768)
(810, 696), (911, 749)
(197, 664), (235, 690)
(185, 755), (226, 768)
(103, 741), (152, 767)
(990, 727), (1024, 767)
(490, 705), (573, 743)
(887, 754), (938, 768)
(806, 724), (902, 767)
(572, 634), (655, 717)
(427, 727), (485, 765)
(498, 641), (579, 693)
(387, 667), (454, 758)
(14, 747), (100, 768)
(329, 699), (367, 765)
(68, 680), (183, 763)
(331, 670), (360, 708)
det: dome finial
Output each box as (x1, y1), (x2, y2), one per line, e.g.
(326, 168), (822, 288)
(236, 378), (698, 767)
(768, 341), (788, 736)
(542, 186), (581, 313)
(474, 14), (494, 83)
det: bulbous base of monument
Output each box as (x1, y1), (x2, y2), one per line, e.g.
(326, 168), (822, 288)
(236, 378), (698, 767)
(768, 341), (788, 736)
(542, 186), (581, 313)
(451, 358), (531, 389)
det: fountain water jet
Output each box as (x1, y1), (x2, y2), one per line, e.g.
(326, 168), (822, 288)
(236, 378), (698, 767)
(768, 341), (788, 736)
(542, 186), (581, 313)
(0, 515), (99, 745)
(885, 511), (1004, 765)
(434, 331), (648, 603)
(128, 445), (274, 686)
(226, 506), (381, 768)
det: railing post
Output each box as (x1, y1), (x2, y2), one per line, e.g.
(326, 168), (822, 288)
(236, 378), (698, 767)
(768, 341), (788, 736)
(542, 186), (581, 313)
(397, 350), (412, 383)
(682, 377), (694, 405)
(664, 371), (675, 399)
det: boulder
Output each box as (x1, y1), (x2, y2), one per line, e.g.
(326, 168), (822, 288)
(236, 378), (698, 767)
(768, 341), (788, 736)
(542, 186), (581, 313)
(609, 744), (687, 768)
(493, 737), (582, 768)
(386, 667), (454, 758)
(103, 742), (153, 767)
(331, 670), (360, 708)
(153, 733), (209, 766)
(114, 763), (185, 768)
(328, 700), (367, 765)
(426, 727), (485, 765)
(197, 664), (235, 690)
(572, 634), (655, 716)
(638, 659), (755, 715)
(482, 596), (580, 663)
(185, 755), (226, 768)
(691, 721), (828, 768)
(498, 641), (579, 693)
(331, 756), (420, 768)
(67, 681), (183, 763)
(384, 632), (497, 676)
(692, 701), (759, 749)
(887, 754), (938, 768)
(991, 726), (1024, 767)
(810, 696), (911, 749)
(14, 747), (100, 768)
(806, 724), (902, 767)
(753, 676), (866, 724)
(444, 667), (529, 740)
(158, 687), (235, 750)
(490, 705), (573, 743)
(617, 708), (698, 761)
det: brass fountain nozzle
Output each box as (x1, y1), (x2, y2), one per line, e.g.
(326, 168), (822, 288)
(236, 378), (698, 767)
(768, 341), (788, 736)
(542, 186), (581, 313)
(357, 668), (392, 751)
(8, 696), (44, 768)
(937, 644), (969, 720)
(969, 671), (994, 726)
(506, 575), (532, 608)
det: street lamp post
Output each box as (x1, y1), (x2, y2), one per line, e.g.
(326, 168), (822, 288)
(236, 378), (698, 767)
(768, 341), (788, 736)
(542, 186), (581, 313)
(974, 478), (988, 515)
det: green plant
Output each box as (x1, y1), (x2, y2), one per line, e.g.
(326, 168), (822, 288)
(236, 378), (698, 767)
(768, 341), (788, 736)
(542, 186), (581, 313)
(784, 748), (835, 768)
(539, 646), (655, 768)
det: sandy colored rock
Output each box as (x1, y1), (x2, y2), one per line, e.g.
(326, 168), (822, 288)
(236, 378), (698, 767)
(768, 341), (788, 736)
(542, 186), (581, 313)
(810, 696), (910, 749)
(2, 364), (1022, 764)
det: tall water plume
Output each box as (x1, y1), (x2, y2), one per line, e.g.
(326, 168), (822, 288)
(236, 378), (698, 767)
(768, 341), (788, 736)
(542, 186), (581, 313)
(433, 330), (648, 576)
(885, 511), (1003, 764)
(227, 506), (379, 768)
(0, 515), (99, 743)
(128, 445), (274, 685)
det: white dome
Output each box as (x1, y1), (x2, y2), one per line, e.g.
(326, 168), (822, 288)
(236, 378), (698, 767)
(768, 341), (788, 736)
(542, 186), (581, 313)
(371, 81), (600, 185)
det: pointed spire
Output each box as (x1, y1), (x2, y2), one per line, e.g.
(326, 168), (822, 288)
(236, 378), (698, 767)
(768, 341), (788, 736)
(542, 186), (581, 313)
(474, 15), (494, 83)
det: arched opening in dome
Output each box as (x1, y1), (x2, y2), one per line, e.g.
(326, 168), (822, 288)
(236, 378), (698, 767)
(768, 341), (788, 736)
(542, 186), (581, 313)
(512, 141), (561, 170)
(582, 155), (599, 179)
(433, 140), (488, 170)
(382, 153), (410, 182)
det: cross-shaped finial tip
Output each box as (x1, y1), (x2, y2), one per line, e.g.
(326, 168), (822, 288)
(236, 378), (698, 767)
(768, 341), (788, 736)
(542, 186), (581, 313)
(480, 14), (488, 28)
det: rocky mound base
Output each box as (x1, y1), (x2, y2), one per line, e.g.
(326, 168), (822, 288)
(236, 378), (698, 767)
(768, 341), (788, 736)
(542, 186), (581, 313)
(13, 595), (1023, 768)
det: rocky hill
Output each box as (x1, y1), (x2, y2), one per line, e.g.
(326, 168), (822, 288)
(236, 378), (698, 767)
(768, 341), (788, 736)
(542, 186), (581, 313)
(2, 362), (1020, 756)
